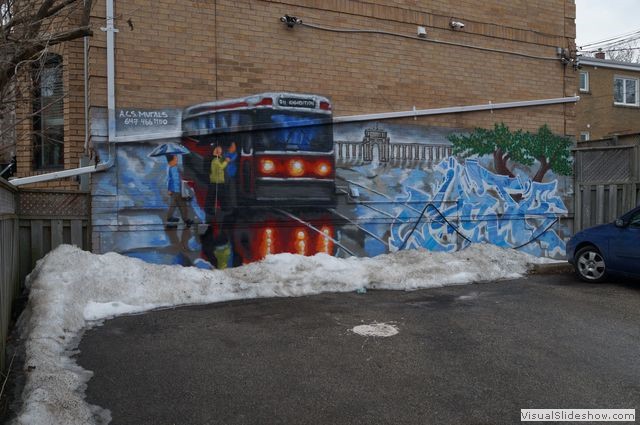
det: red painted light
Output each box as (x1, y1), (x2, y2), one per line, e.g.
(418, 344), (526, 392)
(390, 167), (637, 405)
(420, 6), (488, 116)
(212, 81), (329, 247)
(261, 227), (276, 257)
(316, 225), (334, 254)
(259, 158), (277, 175)
(319, 101), (332, 111)
(294, 228), (308, 255)
(315, 161), (331, 177)
(287, 159), (305, 177)
(256, 155), (333, 179)
(256, 97), (274, 106)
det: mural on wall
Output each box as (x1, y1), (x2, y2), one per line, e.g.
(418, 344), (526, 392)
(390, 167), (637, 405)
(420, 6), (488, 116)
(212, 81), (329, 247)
(92, 92), (573, 269)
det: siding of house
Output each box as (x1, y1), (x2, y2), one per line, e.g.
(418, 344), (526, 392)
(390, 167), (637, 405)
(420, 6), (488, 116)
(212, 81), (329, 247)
(576, 60), (640, 141)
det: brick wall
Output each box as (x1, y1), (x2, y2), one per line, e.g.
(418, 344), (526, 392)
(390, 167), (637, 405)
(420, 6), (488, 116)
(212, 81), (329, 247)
(12, 10), (86, 190)
(14, 0), (577, 189)
(90, 0), (576, 130)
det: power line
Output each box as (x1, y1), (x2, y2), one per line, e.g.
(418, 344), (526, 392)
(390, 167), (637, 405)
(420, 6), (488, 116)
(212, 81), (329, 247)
(579, 28), (640, 48)
(581, 47), (640, 53)
(296, 20), (560, 61)
(587, 34), (640, 50)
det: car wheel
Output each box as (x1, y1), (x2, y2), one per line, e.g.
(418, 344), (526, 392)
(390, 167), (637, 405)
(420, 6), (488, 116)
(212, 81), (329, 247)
(574, 246), (607, 283)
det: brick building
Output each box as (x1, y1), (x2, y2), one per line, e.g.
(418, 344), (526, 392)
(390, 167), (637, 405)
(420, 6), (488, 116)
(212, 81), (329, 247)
(8, 0), (579, 185)
(6, 0), (580, 265)
(576, 55), (640, 144)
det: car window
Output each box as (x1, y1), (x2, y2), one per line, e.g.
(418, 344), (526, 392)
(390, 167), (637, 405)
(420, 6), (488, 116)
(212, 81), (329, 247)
(629, 211), (640, 228)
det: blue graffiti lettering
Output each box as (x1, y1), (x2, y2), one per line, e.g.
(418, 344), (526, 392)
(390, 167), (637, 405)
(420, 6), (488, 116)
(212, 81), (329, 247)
(389, 158), (568, 258)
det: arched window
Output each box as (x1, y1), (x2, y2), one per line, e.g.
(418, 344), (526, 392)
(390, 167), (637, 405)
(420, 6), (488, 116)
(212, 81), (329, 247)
(33, 54), (64, 169)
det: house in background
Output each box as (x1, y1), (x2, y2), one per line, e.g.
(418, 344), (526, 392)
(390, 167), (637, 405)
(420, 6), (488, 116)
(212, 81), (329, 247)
(576, 53), (640, 145)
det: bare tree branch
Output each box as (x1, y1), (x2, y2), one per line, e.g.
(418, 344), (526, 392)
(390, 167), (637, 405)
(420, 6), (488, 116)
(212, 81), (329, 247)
(0, 0), (94, 97)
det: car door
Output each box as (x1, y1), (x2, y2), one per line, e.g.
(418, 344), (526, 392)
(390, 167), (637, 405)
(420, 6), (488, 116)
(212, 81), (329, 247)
(609, 209), (640, 275)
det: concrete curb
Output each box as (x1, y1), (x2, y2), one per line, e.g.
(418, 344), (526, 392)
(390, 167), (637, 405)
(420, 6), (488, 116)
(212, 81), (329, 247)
(529, 262), (574, 275)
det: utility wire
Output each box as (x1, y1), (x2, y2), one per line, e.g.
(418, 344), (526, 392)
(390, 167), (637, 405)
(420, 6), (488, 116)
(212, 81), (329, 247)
(296, 21), (561, 62)
(582, 34), (640, 50)
(579, 28), (640, 48)
(580, 46), (640, 54)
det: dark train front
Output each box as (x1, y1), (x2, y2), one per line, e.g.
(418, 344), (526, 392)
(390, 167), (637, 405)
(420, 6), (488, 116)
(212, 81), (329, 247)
(180, 93), (339, 266)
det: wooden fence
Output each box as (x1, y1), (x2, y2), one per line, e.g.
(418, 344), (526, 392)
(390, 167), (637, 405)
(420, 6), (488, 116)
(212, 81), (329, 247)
(0, 187), (90, 374)
(573, 145), (640, 231)
(16, 190), (91, 285)
(0, 179), (19, 374)
(574, 182), (639, 230)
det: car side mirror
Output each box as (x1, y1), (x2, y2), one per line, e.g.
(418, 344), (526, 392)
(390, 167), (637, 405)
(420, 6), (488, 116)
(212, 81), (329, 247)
(614, 219), (626, 228)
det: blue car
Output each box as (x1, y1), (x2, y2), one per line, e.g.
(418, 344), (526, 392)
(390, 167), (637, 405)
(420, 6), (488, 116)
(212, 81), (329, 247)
(567, 205), (640, 282)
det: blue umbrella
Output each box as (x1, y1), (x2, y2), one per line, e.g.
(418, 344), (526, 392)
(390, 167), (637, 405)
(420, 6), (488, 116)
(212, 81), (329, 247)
(148, 142), (190, 157)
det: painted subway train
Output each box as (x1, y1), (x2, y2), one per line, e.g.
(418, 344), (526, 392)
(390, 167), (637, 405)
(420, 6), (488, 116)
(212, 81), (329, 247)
(180, 93), (338, 265)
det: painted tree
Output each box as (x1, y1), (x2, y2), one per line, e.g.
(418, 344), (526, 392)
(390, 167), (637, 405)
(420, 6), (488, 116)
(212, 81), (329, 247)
(525, 124), (573, 182)
(448, 122), (529, 178)
(448, 123), (572, 182)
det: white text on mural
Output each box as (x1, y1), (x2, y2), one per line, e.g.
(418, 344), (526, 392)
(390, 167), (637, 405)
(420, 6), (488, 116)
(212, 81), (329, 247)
(119, 110), (169, 126)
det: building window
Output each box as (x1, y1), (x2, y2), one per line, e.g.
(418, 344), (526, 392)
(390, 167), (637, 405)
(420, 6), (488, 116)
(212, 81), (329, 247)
(579, 71), (589, 92)
(579, 132), (590, 142)
(33, 54), (64, 170)
(613, 76), (638, 106)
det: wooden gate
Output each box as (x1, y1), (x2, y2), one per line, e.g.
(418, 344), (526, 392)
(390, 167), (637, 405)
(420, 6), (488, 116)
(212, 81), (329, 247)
(574, 145), (640, 231)
(17, 190), (91, 283)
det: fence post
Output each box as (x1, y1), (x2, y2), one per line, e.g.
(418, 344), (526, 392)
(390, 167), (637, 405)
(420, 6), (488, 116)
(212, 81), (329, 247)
(0, 179), (19, 374)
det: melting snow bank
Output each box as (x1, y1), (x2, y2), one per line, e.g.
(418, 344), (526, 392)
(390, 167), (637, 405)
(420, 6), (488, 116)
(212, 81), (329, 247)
(12, 244), (548, 424)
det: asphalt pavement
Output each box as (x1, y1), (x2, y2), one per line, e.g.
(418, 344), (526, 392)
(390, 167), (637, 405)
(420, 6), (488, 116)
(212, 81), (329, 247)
(77, 272), (640, 425)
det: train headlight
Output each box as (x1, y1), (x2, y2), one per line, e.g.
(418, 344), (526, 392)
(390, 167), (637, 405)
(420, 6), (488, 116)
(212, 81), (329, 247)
(288, 159), (305, 177)
(260, 159), (276, 174)
(316, 162), (331, 177)
(318, 226), (334, 254)
(295, 229), (307, 255)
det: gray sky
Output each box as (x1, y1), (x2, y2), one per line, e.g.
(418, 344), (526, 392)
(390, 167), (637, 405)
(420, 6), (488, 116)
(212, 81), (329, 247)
(575, 0), (640, 47)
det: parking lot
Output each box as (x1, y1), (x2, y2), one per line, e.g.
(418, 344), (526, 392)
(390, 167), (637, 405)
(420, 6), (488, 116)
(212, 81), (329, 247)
(77, 272), (640, 425)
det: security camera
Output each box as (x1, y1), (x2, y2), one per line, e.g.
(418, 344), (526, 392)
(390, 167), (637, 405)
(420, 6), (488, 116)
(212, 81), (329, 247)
(280, 15), (302, 28)
(450, 20), (465, 30)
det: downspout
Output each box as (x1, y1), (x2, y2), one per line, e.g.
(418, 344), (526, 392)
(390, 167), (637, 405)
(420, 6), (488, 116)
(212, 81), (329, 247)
(333, 96), (580, 123)
(105, 0), (117, 143)
(83, 1), (89, 153)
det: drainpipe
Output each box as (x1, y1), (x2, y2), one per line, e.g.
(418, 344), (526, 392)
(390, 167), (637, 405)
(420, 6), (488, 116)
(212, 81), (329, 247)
(83, 1), (89, 153)
(333, 96), (580, 123)
(105, 0), (117, 142)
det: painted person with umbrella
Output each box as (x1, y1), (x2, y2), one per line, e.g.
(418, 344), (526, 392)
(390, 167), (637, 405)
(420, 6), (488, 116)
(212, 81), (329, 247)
(149, 143), (194, 228)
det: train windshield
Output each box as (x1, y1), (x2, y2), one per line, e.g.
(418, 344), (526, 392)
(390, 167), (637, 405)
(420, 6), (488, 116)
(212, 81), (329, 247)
(254, 112), (333, 153)
(183, 109), (333, 153)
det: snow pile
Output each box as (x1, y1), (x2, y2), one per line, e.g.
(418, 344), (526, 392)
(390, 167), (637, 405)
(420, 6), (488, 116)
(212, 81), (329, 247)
(351, 323), (399, 337)
(13, 244), (546, 424)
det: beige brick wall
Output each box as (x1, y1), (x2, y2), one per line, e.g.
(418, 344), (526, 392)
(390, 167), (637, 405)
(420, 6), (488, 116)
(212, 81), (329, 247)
(12, 12), (86, 190)
(91, 0), (576, 132)
(14, 0), (577, 188)
(576, 64), (640, 141)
